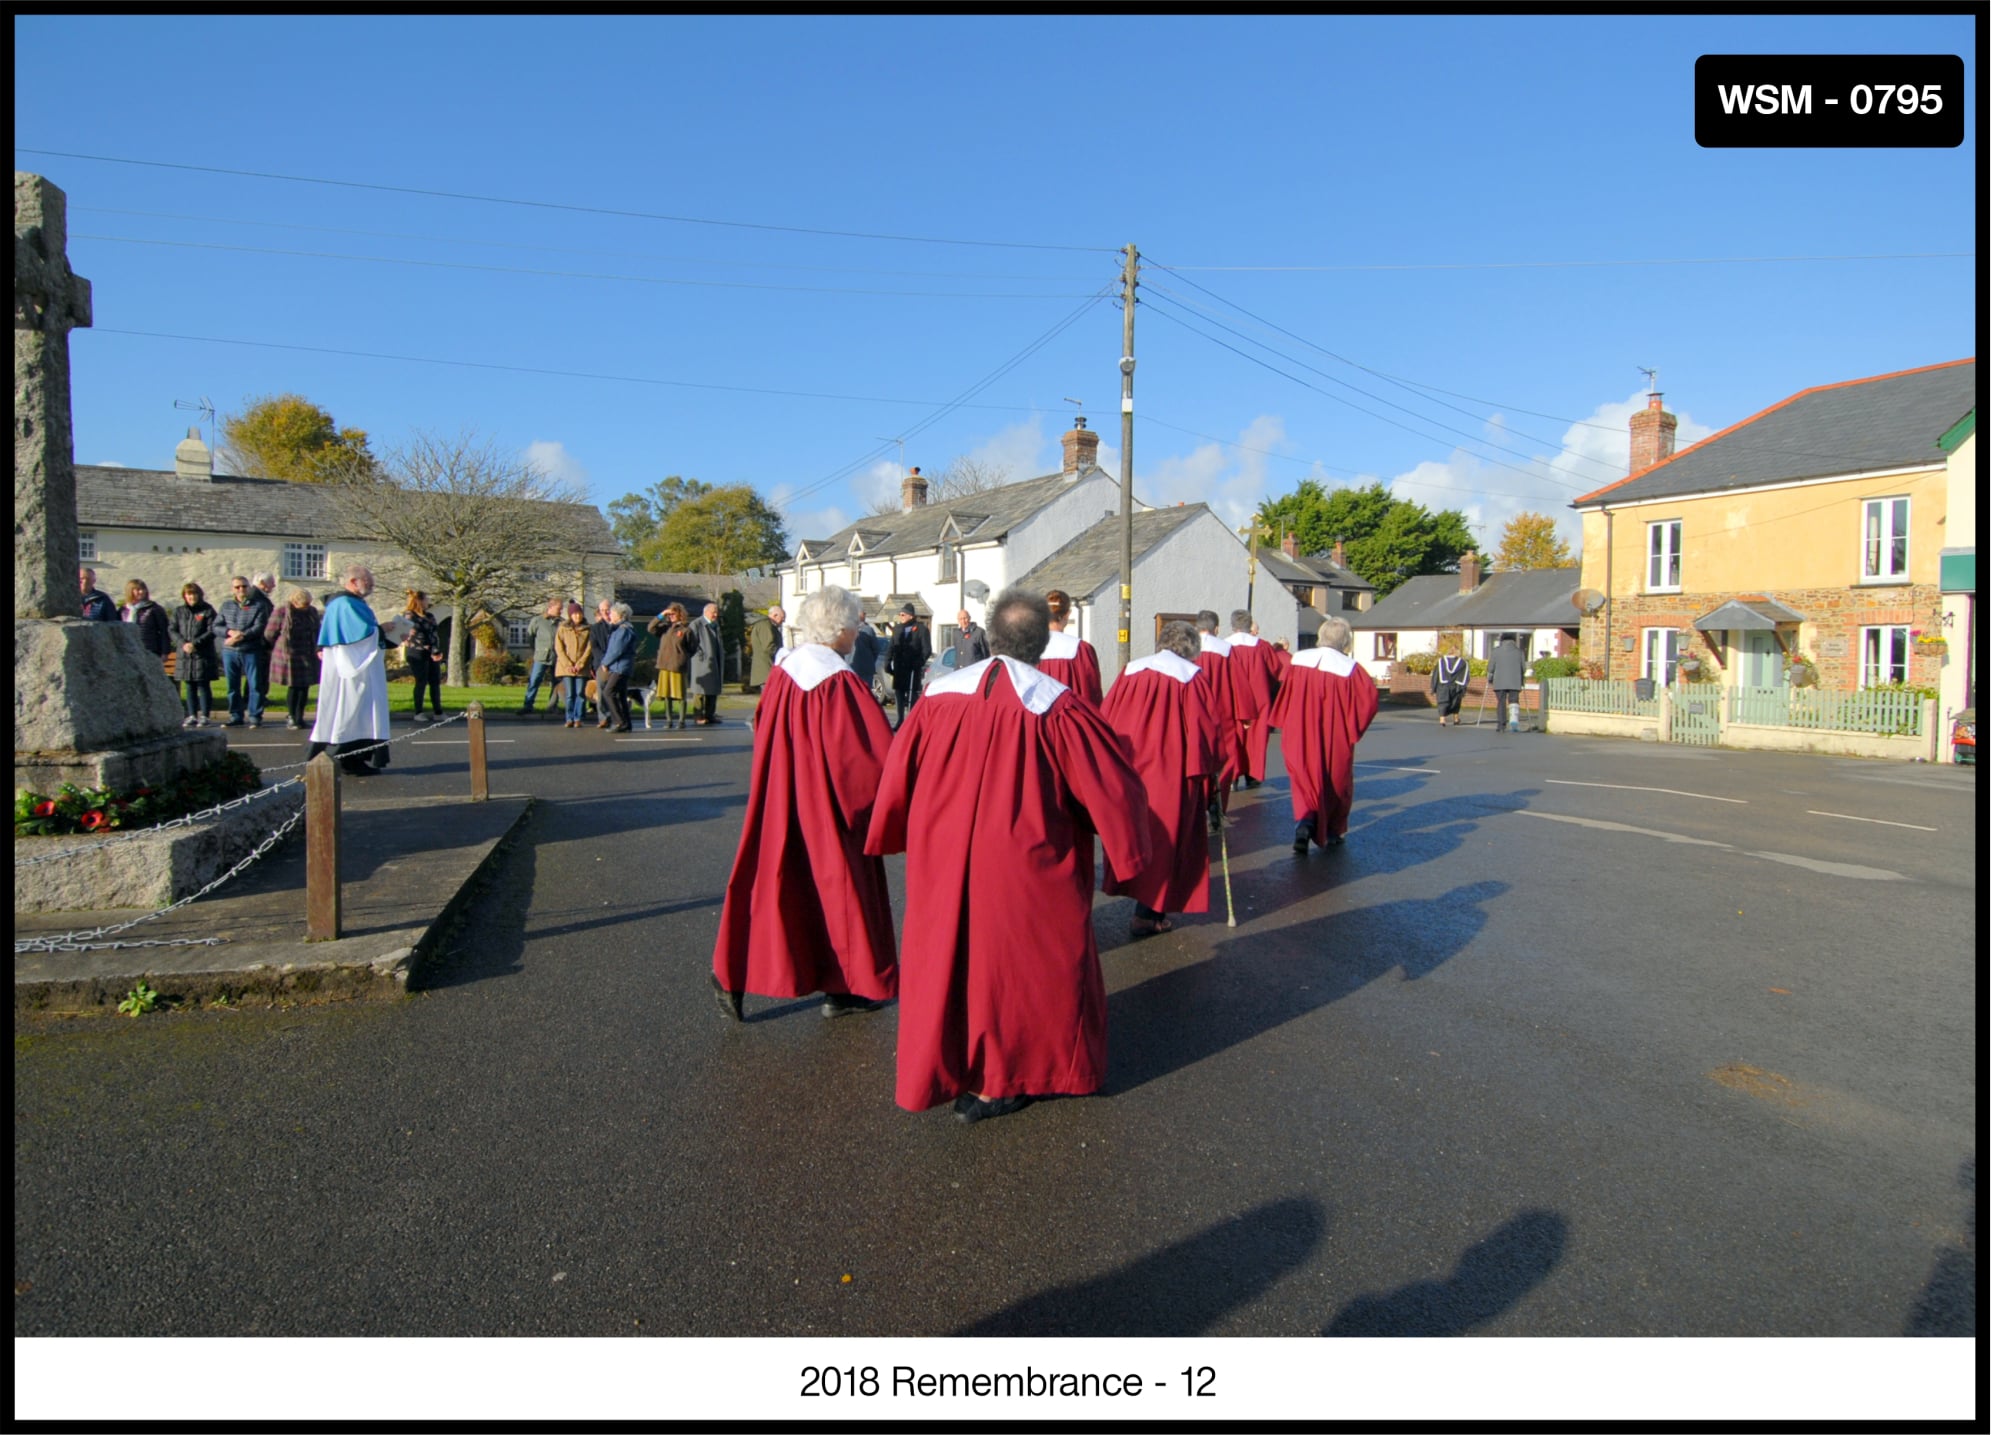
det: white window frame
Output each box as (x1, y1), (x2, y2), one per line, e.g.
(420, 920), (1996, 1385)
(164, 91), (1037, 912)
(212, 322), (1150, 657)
(1859, 496), (1910, 583)
(1645, 520), (1682, 593)
(281, 541), (326, 581)
(1641, 627), (1680, 688)
(1374, 632), (1398, 661)
(506, 618), (531, 649)
(938, 538), (958, 583)
(78, 531), (98, 562)
(1859, 625), (1910, 687)
(792, 551), (808, 595)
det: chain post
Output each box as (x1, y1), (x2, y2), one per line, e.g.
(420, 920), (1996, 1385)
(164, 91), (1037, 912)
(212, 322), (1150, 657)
(466, 700), (489, 801)
(305, 752), (341, 941)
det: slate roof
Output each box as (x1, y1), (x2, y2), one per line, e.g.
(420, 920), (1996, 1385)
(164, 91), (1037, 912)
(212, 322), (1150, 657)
(1287, 551), (1373, 591)
(75, 464), (622, 556)
(800, 467), (1112, 558)
(1350, 567), (1581, 631)
(615, 570), (780, 612)
(1573, 359), (1976, 508)
(1012, 504), (1213, 596)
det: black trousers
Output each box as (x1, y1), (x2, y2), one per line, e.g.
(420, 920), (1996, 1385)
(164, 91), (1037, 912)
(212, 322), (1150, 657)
(603, 671), (631, 729)
(286, 681), (311, 725)
(893, 668), (921, 722)
(697, 689), (718, 722)
(408, 653), (442, 714)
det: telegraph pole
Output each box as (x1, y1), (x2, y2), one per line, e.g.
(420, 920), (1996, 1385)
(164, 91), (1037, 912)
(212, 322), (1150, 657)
(1117, 243), (1138, 670)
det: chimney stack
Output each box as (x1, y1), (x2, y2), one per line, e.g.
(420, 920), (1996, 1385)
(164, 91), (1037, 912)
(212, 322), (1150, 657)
(1280, 530), (1299, 560)
(1629, 391), (1678, 475)
(900, 465), (927, 512)
(1330, 537), (1346, 568)
(1060, 415), (1099, 481)
(1458, 549), (1482, 594)
(174, 425), (212, 481)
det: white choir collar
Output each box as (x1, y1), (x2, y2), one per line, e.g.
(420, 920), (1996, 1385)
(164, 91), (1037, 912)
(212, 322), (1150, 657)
(774, 642), (849, 692)
(1291, 646), (1358, 677)
(1121, 651), (1201, 685)
(926, 655), (1066, 714)
(1198, 633), (1231, 656)
(1041, 629), (1080, 661)
(1226, 631), (1262, 648)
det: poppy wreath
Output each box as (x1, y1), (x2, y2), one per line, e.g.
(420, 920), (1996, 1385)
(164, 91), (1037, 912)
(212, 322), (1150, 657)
(15, 751), (262, 838)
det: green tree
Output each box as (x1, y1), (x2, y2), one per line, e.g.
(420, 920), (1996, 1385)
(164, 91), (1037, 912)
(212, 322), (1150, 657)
(636, 485), (789, 574)
(607, 475), (714, 558)
(1256, 480), (1479, 595)
(219, 393), (376, 482)
(1493, 512), (1576, 570)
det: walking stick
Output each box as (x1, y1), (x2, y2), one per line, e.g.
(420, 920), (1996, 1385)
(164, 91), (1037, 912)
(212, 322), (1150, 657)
(1474, 680), (1493, 728)
(1218, 803), (1237, 927)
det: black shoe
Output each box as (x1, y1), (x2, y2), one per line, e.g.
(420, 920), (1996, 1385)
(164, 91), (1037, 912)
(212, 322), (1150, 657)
(1207, 799), (1223, 832)
(1242, 776), (1261, 790)
(1293, 819), (1313, 855)
(953, 1093), (1031, 1124)
(1330, 833), (1346, 846)
(710, 972), (744, 1023)
(821, 992), (890, 1019)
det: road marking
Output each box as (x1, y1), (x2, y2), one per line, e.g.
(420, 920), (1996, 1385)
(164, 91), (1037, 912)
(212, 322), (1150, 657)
(1807, 811), (1938, 832)
(615, 737), (702, 743)
(1519, 811), (1906, 881)
(1518, 811), (1732, 847)
(1546, 779), (1746, 803)
(413, 739), (515, 744)
(1745, 851), (1905, 881)
(1358, 763), (1441, 774)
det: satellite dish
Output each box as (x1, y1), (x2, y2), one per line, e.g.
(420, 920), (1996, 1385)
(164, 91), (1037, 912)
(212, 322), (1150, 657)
(963, 579), (991, 603)
(1571, 588), (1606, 614)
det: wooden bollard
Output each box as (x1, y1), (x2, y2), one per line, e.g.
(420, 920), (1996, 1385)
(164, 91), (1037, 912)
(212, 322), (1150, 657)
(305, 752), (341, 941)
(466, 700), (488, 801)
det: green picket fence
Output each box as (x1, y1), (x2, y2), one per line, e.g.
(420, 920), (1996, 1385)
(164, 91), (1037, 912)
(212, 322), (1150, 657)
(1543, 677), (1660, 718)
(1728, 686), (1926, 736)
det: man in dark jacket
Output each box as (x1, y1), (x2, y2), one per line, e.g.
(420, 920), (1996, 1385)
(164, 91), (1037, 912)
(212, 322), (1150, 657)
(521, 596), (564, 716)
(951, 608), (990, 670)
(885, 603), (931, 727)
(848, 620), (882, 691)
(218, 575), (274, 728)
(589, 598), (614, 726)
(78, 567), (118, 621)
(687, 600), (725, 724)
(1487, 635), (1527, 733)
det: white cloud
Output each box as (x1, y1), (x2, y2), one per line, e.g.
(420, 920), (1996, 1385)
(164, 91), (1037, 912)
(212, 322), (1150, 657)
(1136, 414), (1289, 531)
(522, 439), (588, 496)
(960, 415), (1047, 482)
(1376, 391), (1713, 552)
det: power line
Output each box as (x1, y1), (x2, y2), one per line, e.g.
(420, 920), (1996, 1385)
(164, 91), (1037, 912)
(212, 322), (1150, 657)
(18, 147), (1114, 254)
(72, 206), (1106, 282)
(1143, 293), (1592, 494)
(1153, 252), (1972, 272)
(74, 233), (1105, 301)
(92, 326), (1091, 415)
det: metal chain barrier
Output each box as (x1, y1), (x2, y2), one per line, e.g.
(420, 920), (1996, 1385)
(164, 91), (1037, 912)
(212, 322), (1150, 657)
(15, 707), (471, 868)
(13, 804), (307, 953)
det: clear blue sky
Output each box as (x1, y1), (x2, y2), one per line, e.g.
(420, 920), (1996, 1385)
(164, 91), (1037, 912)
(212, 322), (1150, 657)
(14, 12), (1981, 554)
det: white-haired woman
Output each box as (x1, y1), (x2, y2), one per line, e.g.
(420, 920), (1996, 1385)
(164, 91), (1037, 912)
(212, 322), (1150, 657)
(599, 601), (637, 733)
(1268, 614), (1379, 854)
(710, 584), (899, 1023)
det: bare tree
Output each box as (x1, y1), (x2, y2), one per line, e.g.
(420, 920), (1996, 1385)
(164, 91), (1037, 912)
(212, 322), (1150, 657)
(865, 453), (1013, 515)
(329, 430), (594, 686)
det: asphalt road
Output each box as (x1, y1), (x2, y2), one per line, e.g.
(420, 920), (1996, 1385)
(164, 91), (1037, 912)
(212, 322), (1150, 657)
(14, 699), (1978, 1346)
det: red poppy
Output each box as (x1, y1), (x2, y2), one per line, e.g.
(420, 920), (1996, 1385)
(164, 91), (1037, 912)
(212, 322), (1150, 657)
(33, 800), (56, 818)
(79, 811), (108, 831)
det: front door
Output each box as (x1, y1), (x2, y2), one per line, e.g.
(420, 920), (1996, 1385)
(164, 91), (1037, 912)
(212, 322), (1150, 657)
(1735, 629), (1783, 687)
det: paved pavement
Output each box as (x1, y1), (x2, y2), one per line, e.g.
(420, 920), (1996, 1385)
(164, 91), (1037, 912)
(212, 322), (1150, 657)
(14, 698), (1979, 1362)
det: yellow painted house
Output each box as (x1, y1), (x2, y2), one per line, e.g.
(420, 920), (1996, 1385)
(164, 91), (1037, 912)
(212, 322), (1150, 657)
(1571, 360), (1976, 703)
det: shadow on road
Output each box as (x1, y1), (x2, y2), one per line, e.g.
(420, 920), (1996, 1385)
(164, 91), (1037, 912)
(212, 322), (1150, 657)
(1904, 1154), (1977, 1336)
(955, 1196), (1323, 1336)
(1338, 789), (1539, 881)
(1105, 880), (1507, 1096)
(1323, 1209), (1568, 1336)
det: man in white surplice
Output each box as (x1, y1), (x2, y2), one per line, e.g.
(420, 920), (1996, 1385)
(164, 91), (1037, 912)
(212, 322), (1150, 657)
(308, 565), (405, 776)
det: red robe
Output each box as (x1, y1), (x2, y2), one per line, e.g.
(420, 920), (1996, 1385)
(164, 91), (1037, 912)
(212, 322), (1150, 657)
(1196, 635), (1244, 788)
(1035, 628), (1102, 707)
(1226, 633), (1286, 782)
(712, 645), (898, 1001)
(1100, 652), (1220, 915)
(865, 656), (1151, 1111)
(1267, 646), (1380, 847)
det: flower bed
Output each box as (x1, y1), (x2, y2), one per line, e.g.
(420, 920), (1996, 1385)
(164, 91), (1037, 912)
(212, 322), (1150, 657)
(15, 751), (262, 839)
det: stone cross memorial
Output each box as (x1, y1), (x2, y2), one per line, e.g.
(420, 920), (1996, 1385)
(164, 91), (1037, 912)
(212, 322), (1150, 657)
(13, 171), (224, 801)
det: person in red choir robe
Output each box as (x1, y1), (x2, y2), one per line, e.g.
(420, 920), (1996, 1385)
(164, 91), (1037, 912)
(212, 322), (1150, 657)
(1225, 608), (1286, 789)
(1101, 620), (1221, 936)
(710, 585), (898, 1022)
(1194, 610), (1240, 828)
(865, 586), (1152, 1125)
(1036, 588), (1103, 706)
(1268, 615), (1380, 855)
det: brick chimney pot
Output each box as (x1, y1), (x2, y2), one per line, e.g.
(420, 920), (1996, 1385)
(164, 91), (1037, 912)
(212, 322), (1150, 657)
(1458, 550), (1482, 594)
